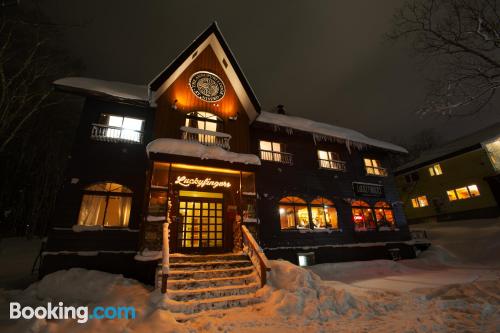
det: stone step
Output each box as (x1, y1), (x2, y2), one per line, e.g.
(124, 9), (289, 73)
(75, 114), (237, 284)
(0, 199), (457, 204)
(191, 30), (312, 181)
(167, 272), (258, 290)
(167, 293), (262, 314)
(167, 282), (260, 302)
(169, 260), (252, 271)
(169, 253), (248, 263)
(167, 266), (254, 280)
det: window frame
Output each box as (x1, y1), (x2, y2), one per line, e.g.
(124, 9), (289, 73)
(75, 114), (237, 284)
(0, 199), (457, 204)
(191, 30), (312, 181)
(95, 114), (145, 143)
(411, 195), (429, 208)
(428, 164), (443, 176)
(259, 140), (292, 164)
(185, 111), (224, 132)
(374, 201), (396, 230)
(278, 196), (339, 231)
(78, 182), (133, 228)
(351, 200), (377, 232)
(317, 150), (345, 171)
(447, 185), (481, 202)
(363, 158), (388, 177)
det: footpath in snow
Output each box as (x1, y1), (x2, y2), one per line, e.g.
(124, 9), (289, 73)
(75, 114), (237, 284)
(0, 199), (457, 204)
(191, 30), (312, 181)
(0, 218), (499, 332)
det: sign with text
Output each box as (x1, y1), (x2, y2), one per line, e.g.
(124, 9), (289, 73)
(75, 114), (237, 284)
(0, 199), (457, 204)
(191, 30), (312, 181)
(352, 182), (384, 197)
(174, 175), (231, 189)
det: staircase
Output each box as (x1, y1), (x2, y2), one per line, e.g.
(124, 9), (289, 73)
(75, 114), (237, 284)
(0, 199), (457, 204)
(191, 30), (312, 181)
(159, 253), (263, 313)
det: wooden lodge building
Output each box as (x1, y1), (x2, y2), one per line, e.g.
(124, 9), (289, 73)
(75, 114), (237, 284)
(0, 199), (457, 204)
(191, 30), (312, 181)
(40, 23), (415, 287)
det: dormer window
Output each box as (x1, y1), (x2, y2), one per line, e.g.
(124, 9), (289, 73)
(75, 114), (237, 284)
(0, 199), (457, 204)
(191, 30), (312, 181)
(91, 114), (144, 143)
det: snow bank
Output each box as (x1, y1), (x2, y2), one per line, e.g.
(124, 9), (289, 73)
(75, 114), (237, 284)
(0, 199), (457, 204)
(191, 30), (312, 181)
(134, 249), (162, 262)
(256, 111), (408, 153)
(147, 138), (261, 165)
(54, 77), (149, 102)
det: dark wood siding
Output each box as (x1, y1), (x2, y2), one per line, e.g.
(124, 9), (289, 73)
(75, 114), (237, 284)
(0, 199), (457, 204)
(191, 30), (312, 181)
(153, 46), (251, 153)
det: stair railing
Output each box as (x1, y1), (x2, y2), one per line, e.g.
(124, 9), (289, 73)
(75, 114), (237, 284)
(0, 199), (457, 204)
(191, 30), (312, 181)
(241, 225), (271, 287)
(161, 222), (169, 294)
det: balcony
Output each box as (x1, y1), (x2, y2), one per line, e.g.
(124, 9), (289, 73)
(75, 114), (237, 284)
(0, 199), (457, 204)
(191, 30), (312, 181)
(180, 126), (231, 150)
(260, 150), (293, 165)
(91, 124), (143, 144)
(319, 159), (346, 171)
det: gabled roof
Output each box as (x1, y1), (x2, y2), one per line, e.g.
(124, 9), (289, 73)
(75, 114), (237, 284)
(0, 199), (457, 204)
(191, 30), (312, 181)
(148, 22), (261, 121)
(255, 111), (408, 154)
(395, 122), (500, 174)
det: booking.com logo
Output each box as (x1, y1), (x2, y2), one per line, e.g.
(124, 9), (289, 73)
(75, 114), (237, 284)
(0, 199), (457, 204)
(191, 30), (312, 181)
(10, 302), (136, 323)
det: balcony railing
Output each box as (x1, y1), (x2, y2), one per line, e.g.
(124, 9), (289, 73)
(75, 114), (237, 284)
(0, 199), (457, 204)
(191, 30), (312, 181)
(91, 124), (143, 144)
(260, 150), (293, 165)
(180, 126), (231, 150)
(365, 166), (388, 177)
(319, 159), (346, 171)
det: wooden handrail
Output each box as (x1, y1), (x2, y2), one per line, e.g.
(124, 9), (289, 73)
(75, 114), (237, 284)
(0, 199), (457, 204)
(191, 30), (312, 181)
(242, 225), (271, 287)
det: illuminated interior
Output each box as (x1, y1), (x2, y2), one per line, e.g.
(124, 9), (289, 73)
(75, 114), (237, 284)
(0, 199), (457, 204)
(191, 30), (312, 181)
(447, 185), (481, 202)
(351, 200), (376, 231)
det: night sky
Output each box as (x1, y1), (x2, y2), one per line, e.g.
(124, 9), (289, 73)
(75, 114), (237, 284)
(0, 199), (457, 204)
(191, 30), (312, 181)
(36, 0), (500, 144)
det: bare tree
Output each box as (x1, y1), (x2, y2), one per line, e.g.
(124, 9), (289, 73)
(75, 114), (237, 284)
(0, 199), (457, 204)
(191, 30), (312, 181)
(389, 0), (500, 117)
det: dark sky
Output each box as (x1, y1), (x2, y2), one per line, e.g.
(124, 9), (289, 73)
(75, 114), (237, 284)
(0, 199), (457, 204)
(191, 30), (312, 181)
(37, 0), (499, 144)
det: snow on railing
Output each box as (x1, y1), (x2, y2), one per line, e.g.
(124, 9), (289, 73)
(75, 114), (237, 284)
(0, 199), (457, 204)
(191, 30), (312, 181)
(180, 126), (231, 150)
(160, 222), (170, 294)
(91, 124), (143, 144)
(242, 225), (271, 287)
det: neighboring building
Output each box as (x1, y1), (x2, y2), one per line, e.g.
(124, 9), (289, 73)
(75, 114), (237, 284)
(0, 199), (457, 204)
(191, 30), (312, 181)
(395, 123), (500, 223)
(40, 23), (412, 286)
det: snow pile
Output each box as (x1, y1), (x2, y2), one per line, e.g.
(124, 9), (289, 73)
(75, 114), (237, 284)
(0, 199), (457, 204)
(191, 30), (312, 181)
(147, 138), (261, 165)
(134, 249), (162, 262)
(256, 111), (408, 153)
(54, 77), (149, 102)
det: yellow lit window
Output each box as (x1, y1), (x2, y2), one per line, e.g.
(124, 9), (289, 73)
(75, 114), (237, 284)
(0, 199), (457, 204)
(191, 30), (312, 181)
(364, 158), (387, 176)
(260, 140), (290, 164)
(429, 164), (443, 176)
(468, 185), (480, 197)
(447, 190), (458, 201)
(417, 196), (429, 207)
(456, 187), (470, 200)
(411, 198), (419, 208)
(411, 195), (429, 208)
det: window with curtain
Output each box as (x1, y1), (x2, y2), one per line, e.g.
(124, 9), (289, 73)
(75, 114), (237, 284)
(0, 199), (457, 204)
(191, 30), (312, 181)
(278, 196), (309, 229)
(364, 158), (387, 176)
(351, 200), (376, 231)
(374, 201), (395, 229)
(310, 197), (338, 229)
(77, 182), (132, 227)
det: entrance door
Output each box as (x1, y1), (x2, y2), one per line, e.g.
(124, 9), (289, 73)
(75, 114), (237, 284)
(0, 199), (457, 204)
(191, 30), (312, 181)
(177, 190), (224, 252)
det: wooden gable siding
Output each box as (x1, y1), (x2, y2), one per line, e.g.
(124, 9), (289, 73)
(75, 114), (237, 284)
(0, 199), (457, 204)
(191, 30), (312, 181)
(154, 46), (250, 154)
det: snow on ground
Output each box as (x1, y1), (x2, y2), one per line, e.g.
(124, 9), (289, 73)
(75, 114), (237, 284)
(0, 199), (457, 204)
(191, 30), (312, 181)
(0, 218), (499, 332)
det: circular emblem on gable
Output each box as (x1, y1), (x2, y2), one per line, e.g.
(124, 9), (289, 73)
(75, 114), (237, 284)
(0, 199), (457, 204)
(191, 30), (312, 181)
(189, 71), (225, 102)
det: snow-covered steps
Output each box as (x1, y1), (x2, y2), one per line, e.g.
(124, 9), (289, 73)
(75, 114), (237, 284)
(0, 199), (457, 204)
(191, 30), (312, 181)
(160, 252), (262, 313)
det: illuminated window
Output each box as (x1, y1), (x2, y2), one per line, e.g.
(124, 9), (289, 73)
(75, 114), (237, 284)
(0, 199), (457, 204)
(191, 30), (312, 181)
(95, 114), (144, 143)
(447, 185), (481, 201)
(484, 137), (500, 172)
(297, 252), (315, 267)
(411, 195), (429, 208)
(428, 164), (443, 176)
(317, 150), (345, 171)
(310, 197), (338, 229)
(279, 197), (308, 230)
(351, 200), (376, 231)
(185, 111), (223, 132)
(364, 158), (387, 176)
(260, 141), (292, 164)
(374, 202), (395, 229)
(77, 182), (132, 228)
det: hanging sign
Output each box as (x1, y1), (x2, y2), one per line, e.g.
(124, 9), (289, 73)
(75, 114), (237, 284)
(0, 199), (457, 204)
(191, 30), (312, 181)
(352, 182), (384, 197)
(174, 175), (231, 189)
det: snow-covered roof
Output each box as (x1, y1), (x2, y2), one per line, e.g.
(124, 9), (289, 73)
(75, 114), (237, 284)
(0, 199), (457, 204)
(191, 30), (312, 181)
(147, 138), (261, 165)
(256, 111), (408, 153)
(54, 77), (149, 104)
(396, 122), (500, 173)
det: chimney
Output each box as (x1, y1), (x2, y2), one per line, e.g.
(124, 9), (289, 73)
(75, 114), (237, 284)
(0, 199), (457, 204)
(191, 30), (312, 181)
(276, 104), (286, 115)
